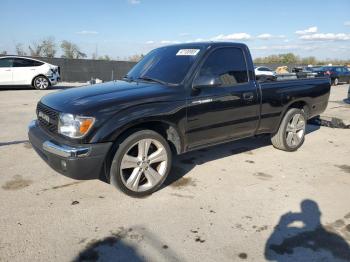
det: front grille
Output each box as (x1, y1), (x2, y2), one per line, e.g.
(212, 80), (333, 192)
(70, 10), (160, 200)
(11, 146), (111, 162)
(36, 102), (59, 133)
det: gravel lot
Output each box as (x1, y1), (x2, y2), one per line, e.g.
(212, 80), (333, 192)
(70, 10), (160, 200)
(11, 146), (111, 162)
(0, 84), (350, 262)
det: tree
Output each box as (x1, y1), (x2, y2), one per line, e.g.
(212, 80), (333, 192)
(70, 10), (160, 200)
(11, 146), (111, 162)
(60, 40), (86, 59)
(128, 54), (144, 62)
(301, 56), (317, 66)
(41, 37), (56, 58)
(98, 55), (111, 61)
(280, 53), (299, 64)
(15, 43), (27, 56)
(28, 41), (43, 57)
(27, 37), (57, 57)
(254, 53), (350, 66)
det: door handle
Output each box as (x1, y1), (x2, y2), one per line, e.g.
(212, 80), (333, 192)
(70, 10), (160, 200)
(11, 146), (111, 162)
(243, 92), (254, 101)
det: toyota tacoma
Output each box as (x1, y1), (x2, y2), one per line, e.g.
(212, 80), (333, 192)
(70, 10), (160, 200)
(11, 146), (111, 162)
(28, 42), (330, 197)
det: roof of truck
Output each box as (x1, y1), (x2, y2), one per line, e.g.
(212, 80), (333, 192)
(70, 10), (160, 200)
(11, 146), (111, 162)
(162, 41), (248, 49)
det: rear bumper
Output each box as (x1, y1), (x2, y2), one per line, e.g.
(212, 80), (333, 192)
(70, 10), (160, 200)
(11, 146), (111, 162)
(28, 120), (112, 180)
(48, 75), (60, 86)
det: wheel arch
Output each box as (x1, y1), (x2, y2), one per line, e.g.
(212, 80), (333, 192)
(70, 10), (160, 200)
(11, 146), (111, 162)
(109, 120), (183, 155)
(273, 99), (310, 134)
(31, 74), (51, 87)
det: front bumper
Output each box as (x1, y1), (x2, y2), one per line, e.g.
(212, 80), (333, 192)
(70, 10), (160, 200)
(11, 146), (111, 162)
(28, 120), (112, 180)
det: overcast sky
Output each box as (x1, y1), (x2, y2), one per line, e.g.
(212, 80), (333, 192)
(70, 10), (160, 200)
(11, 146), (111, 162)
(1, 0), (350, 60)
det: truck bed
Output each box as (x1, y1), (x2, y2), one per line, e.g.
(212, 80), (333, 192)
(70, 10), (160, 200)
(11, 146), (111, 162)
(256, 77), (331, 134)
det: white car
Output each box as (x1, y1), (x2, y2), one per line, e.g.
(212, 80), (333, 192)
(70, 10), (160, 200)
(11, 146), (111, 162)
(0, 56), (60, 90)
(255, 66), (276, 77)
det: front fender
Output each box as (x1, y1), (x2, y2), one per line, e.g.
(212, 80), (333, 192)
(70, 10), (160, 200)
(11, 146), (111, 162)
(89, 100), (187, 145)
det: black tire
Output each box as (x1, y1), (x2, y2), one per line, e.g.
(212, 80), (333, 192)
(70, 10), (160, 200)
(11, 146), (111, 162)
(110, 130), (172, 197)
(33, 75), (50, 90)
(271, 108), (307, 152)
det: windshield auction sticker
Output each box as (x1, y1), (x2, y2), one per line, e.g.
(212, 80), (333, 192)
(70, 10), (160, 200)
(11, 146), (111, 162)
(176, 49), (200, 56)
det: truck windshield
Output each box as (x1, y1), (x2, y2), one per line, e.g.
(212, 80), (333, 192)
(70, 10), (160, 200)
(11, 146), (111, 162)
(125, 46), (203, 85)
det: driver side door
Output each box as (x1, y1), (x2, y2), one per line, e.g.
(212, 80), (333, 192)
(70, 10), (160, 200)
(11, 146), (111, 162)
(185, 47), (259, 149)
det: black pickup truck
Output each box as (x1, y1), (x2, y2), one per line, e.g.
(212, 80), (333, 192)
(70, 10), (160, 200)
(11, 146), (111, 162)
(28, 42), (330, 197)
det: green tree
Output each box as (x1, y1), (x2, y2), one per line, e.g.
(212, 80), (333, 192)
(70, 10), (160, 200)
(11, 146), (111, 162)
(98, 55), (111, 61)
(279, 53), (299, 64)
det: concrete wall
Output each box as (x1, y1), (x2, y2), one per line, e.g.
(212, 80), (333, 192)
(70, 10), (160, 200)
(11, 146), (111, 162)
(37, 57), (137, 82)
(0, 55), (137, 82)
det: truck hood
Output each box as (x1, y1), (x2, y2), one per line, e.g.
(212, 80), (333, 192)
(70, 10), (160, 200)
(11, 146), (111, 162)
(40, 80), (183, 115)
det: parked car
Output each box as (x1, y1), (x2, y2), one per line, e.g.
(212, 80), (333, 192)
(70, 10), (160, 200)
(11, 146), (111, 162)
(0, 56), (60, 89)
(28, 42), (330, 197)
(255, 66), (276, 81)
(292, 67), (317, 79)
(311, 66), (350, 86)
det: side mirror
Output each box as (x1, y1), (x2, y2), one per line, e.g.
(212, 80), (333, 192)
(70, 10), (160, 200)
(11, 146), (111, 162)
(193, 75), (222, 89)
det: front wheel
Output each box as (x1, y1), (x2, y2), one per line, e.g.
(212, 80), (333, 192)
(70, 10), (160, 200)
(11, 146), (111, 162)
(33, 76), (50, 90)
(271, 108), (307, 152)
(110, 130), (172, 197)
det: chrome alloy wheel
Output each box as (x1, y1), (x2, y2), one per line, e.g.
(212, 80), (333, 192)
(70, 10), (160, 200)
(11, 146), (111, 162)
(120, 138), (168, 192)
(35, 77), (49, 89)
(285, 113), (306, 147)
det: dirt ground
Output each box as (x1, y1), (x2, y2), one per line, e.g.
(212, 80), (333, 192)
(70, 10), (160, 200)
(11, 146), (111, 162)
(0, 84), (349, 262)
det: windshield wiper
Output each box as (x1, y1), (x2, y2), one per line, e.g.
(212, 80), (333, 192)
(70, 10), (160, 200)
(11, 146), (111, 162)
(123, 75), (134, 82)
(136, 76), (177, 86)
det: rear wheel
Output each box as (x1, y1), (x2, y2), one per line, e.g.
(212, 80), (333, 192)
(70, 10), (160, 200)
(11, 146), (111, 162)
(110, 130), (172, 197)
(33, 76), (50, 90)
(271, 108), (306, 152)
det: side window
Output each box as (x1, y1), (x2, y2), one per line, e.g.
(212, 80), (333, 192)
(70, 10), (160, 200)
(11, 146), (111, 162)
(13, 58), (39, 67)
(33, 60), (44, 66)
(260, 67), (271, 71)
(335, 67), (342, 73)
(198, 47), (248, 87)
(0, 58), (13, 67)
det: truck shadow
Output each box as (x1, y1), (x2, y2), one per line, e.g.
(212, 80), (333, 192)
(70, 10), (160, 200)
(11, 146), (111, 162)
(164, 124), (320, 188)
(265, 199), (350, 261)
(73, 226), (181, 262)
(74, 238), (144, 262)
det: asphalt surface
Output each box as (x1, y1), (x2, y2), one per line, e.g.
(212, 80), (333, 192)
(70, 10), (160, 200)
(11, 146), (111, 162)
(0, 83), (350, 262)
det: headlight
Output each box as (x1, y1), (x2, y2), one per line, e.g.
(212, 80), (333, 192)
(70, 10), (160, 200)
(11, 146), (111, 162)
(58, 113), (95, 138)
